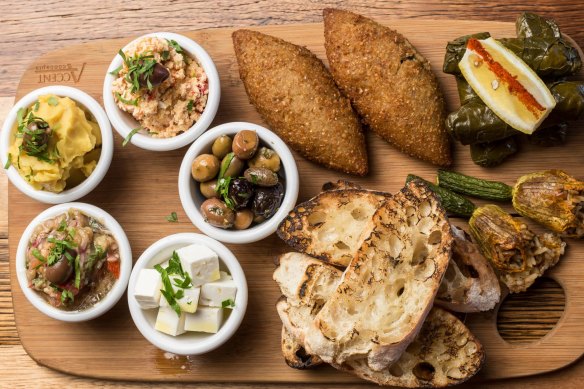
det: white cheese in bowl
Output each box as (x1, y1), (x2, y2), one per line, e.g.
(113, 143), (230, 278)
(133, 243), (237, 337)
(155, 306), (187, 336)
(176, 244), (221, 286)
(134, 269), (163, 309)
(200, 273), (237, 307)
(185, 307), (224, 333)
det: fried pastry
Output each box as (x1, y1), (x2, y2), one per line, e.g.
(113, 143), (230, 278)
(323, 8), (452, 166)
(232, 29), (368, 176)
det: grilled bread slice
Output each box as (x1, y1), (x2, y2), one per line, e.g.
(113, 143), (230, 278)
(274, 252), (343, 342)
(435, 226), (501, 312)
(335, 307), (484, 388)
(304, 181), (453, 371)
(277, 189), (391, 267)
(274, 253), (484, 387)
(281, 326), (322, 369)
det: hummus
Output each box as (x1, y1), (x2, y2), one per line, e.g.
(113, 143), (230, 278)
(111, 36), (209, 138)
(8, 94), (101, 193)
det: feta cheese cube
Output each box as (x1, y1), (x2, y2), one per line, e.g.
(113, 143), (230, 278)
(184, 307), (223, 333)
(175, 244), (220, 287)
(155, 306), (186, 336)
(134, 269), (163, 309)
(159, 287), (201, 314)
(200, 278), (237, 308)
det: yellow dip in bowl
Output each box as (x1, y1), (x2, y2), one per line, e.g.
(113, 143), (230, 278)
(8, 94), (101, 193)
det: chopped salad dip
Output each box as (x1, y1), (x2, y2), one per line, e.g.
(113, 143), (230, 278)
(111, 36), (209, 138)
(26, 209), (120, 310)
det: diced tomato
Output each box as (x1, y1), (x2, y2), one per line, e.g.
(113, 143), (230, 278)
(107, 261), (120, 279)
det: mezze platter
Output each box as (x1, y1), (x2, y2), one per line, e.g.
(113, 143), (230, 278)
(8, 18), (584, 383)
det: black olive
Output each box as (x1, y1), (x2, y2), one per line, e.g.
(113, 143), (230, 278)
(228, 178), (254, 210)
(252, 182), (284, 220)
(138, 63), (170, 89)
(22, 120), (51, 154)
(44, 254), (74, 285)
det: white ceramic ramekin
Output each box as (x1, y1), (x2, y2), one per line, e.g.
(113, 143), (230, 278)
(178, 122), (299, 244)
(16, 202), (132, 322)
(0, 86), (113, 204)
(127, 233), (248, 355)
(102, 32), (220, 151)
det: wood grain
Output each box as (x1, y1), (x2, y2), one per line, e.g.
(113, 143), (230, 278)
(6, 18), (584, 384)
(1, 1), (584, 388)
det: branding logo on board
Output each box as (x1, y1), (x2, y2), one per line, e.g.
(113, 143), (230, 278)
(35, 63), (86, 84)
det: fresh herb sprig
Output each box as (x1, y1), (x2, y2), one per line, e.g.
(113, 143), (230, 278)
(167, 39), (184, 54)
(155, 251), (192, 316)
(216, 152), (236, 209)
(115, 92), (139, 106)
(46, 236), (77, 267)
(166, 212), (178, 223)
(123, 128), (141, 147)
(4, 153), (11, 170)
(16, 107), (54, 163)
(222, 299), (235, 309)
(118, 49), (157, 93)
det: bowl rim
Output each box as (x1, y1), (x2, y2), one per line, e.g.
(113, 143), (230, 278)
(127, 232), (248, 355)
(178, 122), (300, 244)
(0, 85), (114, 204)
(15, 202), (132, 322)
(102, 31), (220, 151)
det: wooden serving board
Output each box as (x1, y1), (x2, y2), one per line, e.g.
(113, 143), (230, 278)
(8, 18), (584, 384)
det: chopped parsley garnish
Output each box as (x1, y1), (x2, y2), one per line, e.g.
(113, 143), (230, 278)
(186, 100), (194, 112)
(46, 237), (77, 266)
(61, 289), (74, 304)
(167, 39), (184, 53)
(31, 248), (46, 269)
(166, 212), (179, 223)
(122, 128), (141, 147)
(161, 50), (170, 61)
(33, 101), (40, 112)
(74, 255), (81, 288)
(57, 219), (67, 232)
(222, 299), (235, 309)
(155, 251), (193, 316)
(117, 48), (158, 93)
(109, 65), (122, 76)
(47, 96), (59, 106)
(216, 177), (235, 210)
(114, 92), (139, 106)
(87, 245), (105, 271)
(16, 107), (54, 163)
(4, 153), (11, 169)
(155, 264), (181, 316)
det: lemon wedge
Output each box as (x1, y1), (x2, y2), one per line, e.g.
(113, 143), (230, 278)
(459, 37), (556, 134)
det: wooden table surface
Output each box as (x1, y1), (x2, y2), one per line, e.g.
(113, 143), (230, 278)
(1, 1), (583, 387)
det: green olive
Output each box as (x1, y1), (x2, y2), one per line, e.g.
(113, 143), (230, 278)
(200, 179), (219, 199)
(221, 152), (245, 178)
(244, 167), (278, 187)
(191, 154), (220, 182)
(212, 135), (233, 159)
(248, 147), (281, 172)
(233, 209), (254, 230)
(200, 198), (235, 229)
(253, 214), (265, 224)
(232, 130), (259, 160)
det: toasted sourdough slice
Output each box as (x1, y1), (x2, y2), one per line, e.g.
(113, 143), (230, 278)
(274, 252), (484, 387)
(281, 326), (322, 369)
(274, 252), (343, 342)
(334, 308), (485, 387)
(435, 226), (501, 312)
(232, 29), (368, 176)
(277, 189), (391, 267)
(304, 181), (453, 371)
(323, 8), (451, 167)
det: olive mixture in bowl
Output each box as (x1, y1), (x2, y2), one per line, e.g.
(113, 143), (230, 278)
(26, 209), (120, 310)
(192, 130), (284, 230)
